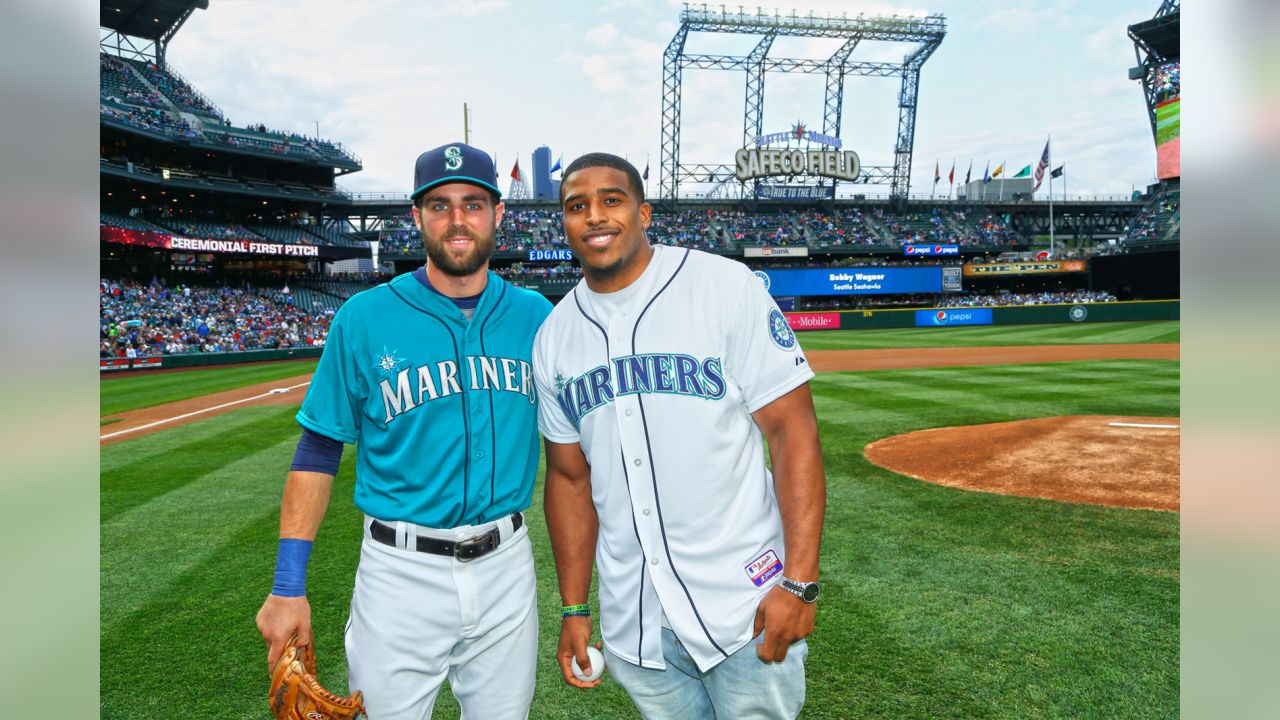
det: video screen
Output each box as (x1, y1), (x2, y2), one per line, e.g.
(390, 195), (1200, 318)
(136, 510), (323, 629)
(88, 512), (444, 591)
(1154, 62), (1179, 179)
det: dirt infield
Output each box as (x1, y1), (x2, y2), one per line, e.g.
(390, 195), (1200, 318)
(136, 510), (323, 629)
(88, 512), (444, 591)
(865, 416), (1180, 511)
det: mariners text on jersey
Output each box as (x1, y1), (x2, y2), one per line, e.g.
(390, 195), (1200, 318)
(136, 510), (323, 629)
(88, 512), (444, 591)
(380, 355), (535, 423)
(553, 353), (726, 427)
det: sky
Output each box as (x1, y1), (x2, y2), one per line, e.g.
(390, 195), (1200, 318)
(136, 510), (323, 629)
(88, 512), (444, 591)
(149, 0), (1167, 199)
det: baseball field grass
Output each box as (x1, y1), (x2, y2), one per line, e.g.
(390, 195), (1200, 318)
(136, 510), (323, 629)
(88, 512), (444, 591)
(100, 322), (1179, 719)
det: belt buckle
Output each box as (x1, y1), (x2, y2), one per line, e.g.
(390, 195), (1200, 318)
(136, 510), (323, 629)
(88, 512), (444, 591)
(453, 528), (498, 561)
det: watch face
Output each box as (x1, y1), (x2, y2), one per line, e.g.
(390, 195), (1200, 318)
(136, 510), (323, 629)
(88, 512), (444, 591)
(801, 582), (820, 603)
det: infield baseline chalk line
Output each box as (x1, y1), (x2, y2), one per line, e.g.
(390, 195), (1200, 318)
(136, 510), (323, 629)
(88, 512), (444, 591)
(1108, 422), (1180, 429)
(100, 381), (312, 441)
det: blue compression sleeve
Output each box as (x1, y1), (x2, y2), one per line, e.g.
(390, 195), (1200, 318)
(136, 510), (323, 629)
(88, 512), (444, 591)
(272, 538), (313, 597)
(290, 427), (344, 475)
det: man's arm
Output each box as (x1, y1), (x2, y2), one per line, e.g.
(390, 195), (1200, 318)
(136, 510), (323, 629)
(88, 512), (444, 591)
(751, 382), (826, 663)
(254, 470), (334, 670)
(542, 439), (603, 688)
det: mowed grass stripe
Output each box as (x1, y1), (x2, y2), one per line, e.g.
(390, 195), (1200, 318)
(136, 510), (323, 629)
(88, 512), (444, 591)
(101, 351), (1178, 718)
(100, 358), (318, 417)
(101, 406), (302, 520)
(796, 321), (1178, 350)
(101, 416), (302, 621)
(99, 403), (288, 474)
(818, 366), (1179, 419)
(101, 455), (363, 720)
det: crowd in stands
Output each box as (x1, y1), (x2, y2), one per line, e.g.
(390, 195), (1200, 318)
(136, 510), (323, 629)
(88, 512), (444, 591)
(100, 53), (358, 165)
(100, 103), (198, 138)
(936, 289), (1116, 307)
(1154, 63), (1180, 103)
(100, 277), (333, 357)
(378, 205), (1028, 256)
(494, 262), (583, 282)
(795, 288), (1116, 312)
(1122, 190), (1180, 245)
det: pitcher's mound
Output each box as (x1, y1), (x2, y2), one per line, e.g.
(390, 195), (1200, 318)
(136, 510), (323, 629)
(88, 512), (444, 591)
(864, 416), (1179, 511)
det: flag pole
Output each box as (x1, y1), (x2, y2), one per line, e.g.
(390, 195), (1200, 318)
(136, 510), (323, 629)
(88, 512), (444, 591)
(1047, 136), (1054, 257)
(998, 159), (1006, 201)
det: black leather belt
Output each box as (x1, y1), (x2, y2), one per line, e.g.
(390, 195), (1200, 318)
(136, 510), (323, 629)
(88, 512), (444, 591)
(368, 512), (523, 561)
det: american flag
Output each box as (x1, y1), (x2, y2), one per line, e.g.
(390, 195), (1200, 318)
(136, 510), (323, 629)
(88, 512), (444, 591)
(1032, 139), (1051, 192)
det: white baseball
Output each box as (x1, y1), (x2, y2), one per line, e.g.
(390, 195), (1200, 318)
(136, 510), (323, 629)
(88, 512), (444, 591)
(571, 646), (605, 682)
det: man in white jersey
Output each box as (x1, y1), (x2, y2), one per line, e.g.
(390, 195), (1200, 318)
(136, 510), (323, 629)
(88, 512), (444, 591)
(534, 153), (826, 719)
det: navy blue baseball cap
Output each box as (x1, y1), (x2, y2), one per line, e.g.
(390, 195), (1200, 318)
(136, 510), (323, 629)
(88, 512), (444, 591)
(411, 142), (502, 201)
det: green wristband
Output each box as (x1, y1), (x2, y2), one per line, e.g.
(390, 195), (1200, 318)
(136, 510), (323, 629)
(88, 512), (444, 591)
(561, 603), (590, 617)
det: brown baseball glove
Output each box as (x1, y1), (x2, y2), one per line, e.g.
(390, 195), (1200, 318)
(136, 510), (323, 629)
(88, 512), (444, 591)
(268, 634), (366, 720)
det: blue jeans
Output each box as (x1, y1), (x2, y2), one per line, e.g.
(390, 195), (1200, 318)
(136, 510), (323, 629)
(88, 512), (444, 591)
(604, 627), (807, 719)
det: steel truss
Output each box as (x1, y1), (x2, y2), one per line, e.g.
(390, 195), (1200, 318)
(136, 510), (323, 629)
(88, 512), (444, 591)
(1128, 0), (1180, 143)
(659, 4), (945, 206)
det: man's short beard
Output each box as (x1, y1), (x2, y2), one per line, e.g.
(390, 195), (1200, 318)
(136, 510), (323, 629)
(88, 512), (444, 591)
(424, 229), (495, 277)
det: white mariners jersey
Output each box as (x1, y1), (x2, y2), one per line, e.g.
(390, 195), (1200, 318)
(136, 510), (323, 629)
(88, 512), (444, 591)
(533, 245), (814, 672)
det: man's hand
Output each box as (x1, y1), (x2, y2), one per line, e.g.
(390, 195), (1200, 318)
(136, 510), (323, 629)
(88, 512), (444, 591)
(557, 615), (604, 688)
(256, 594), (312, 671)
(752, 584), (816, 663)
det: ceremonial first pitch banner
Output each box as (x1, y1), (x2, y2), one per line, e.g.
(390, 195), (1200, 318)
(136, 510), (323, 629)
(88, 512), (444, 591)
(100, 225), (370, 259)
(756, 267), (944, 297)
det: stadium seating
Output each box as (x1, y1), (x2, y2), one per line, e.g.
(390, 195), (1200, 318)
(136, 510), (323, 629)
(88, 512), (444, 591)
(1123, 188), (1180, 246)
(100, 277), (334, 357)
(121, 57), (222, 118)
(378, 205), (1028, 258)
(100, 212), (173, 234)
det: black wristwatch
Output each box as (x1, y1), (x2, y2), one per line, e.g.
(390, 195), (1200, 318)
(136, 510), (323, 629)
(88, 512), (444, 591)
(779, 576), (821, 603)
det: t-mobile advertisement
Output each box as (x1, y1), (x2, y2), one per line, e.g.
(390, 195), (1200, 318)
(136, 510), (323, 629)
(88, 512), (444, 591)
(784, 312), (841, 331)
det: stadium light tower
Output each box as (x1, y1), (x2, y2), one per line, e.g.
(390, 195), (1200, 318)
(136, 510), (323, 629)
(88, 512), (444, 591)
(658, 4), (945, 207)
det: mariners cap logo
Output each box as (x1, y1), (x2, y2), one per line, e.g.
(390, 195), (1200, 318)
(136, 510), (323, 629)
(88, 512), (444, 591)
(768, 308), (796, 350)
(444, 146), (464, 171)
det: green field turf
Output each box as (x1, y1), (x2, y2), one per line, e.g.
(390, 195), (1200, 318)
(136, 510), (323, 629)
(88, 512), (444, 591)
(100, 339), (1179, 719)
(796, 320), (1178, 350)
(100, 358), (318, 417)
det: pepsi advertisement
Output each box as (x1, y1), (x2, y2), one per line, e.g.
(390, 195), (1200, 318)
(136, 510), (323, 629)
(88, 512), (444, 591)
(914, 308), (993, 327)
(903, 244), (960, 256)
(756, 267), (943, 297)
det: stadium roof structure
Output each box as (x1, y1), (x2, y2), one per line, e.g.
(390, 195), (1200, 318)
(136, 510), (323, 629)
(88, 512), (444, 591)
(1127, 3), (1179, 63)
(1127, 0), (1179, 142)
(100, 0), (208, 63)
(659, 4), (946, 205)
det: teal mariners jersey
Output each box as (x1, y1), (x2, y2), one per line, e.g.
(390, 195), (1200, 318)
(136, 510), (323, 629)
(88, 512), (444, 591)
(297, 271), (553, 528)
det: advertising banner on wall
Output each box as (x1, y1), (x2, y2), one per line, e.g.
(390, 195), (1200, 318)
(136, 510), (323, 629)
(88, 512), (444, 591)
(903, 244), (960, 256)
(100, 226), (369, 259)
(783, 312), (841, 331)
(757, 267), (943, 297)
(914, 308), (994, 327)
(963, 260), (1086, 276)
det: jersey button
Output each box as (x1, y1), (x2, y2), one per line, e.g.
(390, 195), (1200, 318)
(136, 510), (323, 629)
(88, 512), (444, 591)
(633, 458), (641, 467)
(475, 450), (485, 459)
(649, 557), (659, 566)
(642, 508), (651, 516)
(624, 409), (633, 417)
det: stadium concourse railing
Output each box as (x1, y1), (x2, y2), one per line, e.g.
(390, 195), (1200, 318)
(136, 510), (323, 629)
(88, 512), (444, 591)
(101, 300), (1179, 373)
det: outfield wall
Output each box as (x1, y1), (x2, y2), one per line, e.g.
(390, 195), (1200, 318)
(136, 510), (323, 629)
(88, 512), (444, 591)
(101, 301), (1179, 373)
(100, 347), (323, 373)
(785, 300), (1180, 331)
